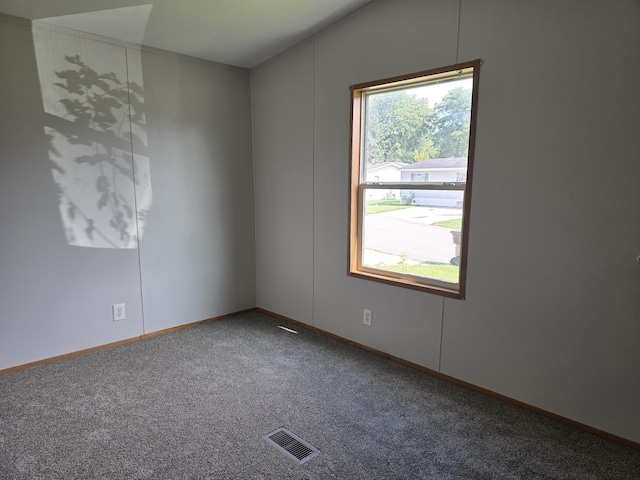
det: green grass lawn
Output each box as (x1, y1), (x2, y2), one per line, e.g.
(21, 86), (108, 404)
(432, 218), (462, 229)
(385, 263), (459, 283)
(365, 199), (413, 214)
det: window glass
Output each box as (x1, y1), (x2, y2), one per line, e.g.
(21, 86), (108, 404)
(349, 61), (480, 298)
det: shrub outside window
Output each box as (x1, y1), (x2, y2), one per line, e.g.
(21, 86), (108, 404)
(348, 60), (480, 298)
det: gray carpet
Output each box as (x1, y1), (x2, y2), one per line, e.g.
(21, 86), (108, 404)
(0, 310), (638, 479)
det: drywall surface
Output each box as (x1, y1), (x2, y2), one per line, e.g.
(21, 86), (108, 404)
(0, 15), (255, 369)
(0, 18), (144, 370)
(137, 49), (255, 333)
(251, 43), (314, 324)
(251, 0), (640, 443)
(441, 0), (640, 444)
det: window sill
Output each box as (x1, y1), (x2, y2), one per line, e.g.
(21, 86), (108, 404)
(348, 268), (464, 299)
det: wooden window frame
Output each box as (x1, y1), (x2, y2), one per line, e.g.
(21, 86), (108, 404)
(348, 60), (481, 299)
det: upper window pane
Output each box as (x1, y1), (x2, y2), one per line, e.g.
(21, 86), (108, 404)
(362, 76), (473, 184)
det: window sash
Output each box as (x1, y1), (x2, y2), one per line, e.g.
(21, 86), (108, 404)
(348, 59), (480, 299)
(360, 182), (466, 191)
(355, 186), (464, 292)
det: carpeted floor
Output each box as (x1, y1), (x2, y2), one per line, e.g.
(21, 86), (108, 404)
(1, 310), (638, 479)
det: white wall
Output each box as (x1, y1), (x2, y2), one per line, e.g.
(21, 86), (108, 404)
(0, 15), (255, 370)
(251, 42), (315, 324)
(137, 47), (255, 333)
(251, 0), (640, 443)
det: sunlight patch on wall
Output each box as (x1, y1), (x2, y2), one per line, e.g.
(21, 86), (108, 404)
(32, 23), (152, 249)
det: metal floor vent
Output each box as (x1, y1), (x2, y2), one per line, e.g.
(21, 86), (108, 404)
(263, 427), (319, 464)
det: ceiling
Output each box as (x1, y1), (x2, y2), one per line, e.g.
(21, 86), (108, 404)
(0, 0), (373, 68)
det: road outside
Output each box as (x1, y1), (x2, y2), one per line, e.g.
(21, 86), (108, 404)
(362, 206), (462, 266)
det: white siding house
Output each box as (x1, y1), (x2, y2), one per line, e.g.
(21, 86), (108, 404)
(365, 162), (407, 200)
(400, 158), (467, 207)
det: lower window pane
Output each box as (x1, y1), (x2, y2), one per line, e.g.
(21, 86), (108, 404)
(362, 188), (463, 284)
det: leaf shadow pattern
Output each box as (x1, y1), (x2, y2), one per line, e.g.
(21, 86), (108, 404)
(44, 53), (151, 248)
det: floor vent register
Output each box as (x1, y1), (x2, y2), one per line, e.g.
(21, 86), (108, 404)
(263, 427), (319, 464)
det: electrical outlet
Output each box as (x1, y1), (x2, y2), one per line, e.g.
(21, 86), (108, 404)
(363, 309), (372, 326)
(112, 303), (125, 322)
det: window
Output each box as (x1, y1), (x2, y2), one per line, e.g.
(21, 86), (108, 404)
(349, 60), (480, 298)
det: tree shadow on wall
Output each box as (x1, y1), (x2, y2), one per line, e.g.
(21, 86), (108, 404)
(45, 54), (151, 248)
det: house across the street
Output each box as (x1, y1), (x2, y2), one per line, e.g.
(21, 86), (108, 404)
(366, 158), (467, 207)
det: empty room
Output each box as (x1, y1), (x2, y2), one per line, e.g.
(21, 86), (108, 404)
(1, 0), (639, 478)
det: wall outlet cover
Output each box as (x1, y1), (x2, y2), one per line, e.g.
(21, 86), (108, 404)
(113, 303), (125, 321)
(363, 309), (372, 326)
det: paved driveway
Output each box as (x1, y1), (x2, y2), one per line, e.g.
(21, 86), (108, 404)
(362, 207), (462, 265)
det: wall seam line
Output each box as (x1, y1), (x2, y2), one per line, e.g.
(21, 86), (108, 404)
(249, 71), (260, 310)
(438, 297), (445, 372)
(311, 39), (316, 328)
(456, 0), (462, 63)
(124, 46), (147, 335)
